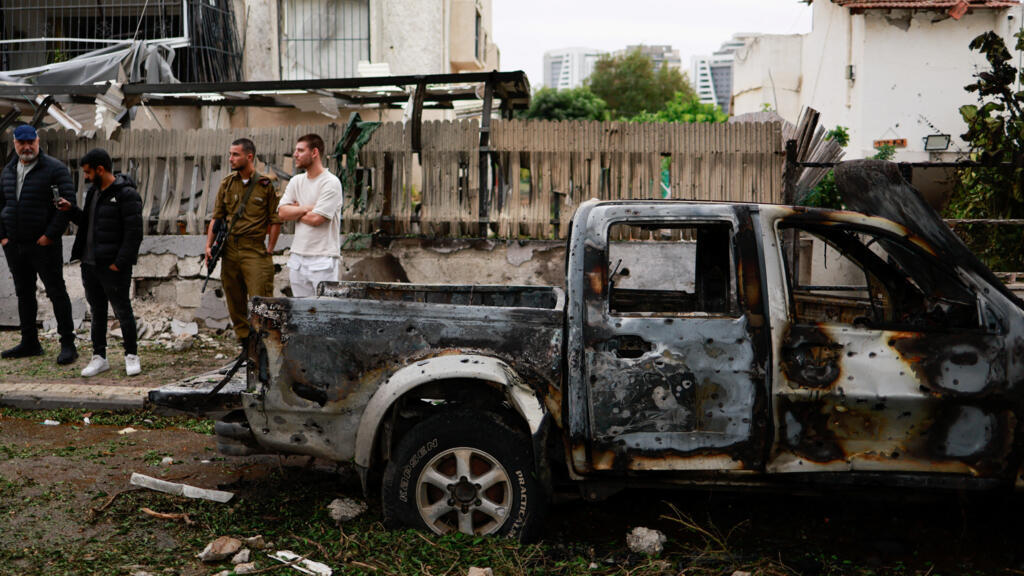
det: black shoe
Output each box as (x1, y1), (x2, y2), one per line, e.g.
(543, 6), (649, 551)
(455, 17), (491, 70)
(56, 342), (78, 365)
(1, 341), (44, 359)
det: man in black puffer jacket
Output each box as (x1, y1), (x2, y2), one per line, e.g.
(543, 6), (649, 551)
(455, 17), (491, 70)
(0, 125), (78, 364)
(58, 148), (144, 377)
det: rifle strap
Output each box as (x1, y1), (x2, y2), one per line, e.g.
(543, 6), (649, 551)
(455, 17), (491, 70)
(223, 172), (261, 239)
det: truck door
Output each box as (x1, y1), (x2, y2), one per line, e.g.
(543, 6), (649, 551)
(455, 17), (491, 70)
(768, 219), (1014, 478)
(582, 206), (769, 472)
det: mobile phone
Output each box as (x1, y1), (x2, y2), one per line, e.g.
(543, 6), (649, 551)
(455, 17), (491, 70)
(50, 185), (60, 204)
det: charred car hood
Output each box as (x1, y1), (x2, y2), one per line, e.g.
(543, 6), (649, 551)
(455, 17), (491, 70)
(835, 159), (1023, 311)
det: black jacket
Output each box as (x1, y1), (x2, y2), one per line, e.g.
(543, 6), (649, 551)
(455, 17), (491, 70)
(69, 173), (144, 270)
(0, 153), (76, 243)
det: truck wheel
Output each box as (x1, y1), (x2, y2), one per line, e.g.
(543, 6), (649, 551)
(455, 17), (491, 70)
(382, 410), (545, 541)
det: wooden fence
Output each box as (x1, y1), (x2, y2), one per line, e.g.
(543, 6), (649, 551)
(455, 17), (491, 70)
(35, 119), (784, 239)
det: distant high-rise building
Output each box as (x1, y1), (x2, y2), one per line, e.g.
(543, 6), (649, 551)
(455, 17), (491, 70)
(616, 44), (682, 71)
(691, 34), (754, 115)
(543, 47), (605, 89)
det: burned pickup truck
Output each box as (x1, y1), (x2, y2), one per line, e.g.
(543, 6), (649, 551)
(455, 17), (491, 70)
(153, 160), (1024, 541)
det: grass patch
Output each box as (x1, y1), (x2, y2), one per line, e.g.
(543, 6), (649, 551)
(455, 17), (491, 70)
(0, 407), (214, 435)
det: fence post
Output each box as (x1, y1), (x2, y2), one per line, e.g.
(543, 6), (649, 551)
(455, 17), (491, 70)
(478, 75), (495, 237)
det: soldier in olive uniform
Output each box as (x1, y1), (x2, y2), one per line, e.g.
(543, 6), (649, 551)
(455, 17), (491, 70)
(206, 138), (281, 346)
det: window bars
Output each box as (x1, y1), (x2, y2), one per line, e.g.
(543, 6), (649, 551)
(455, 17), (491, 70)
(0, 0), (241, 83)
(279, 0), (370, 80)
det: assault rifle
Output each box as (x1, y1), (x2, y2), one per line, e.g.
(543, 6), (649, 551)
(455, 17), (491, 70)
(201, 218), (226, 293)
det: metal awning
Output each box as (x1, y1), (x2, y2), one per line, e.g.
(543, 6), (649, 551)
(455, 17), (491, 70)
(0, 71), (531, 112)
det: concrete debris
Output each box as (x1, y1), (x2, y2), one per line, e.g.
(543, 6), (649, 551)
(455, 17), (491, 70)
(626, 526), (667, 556)
(129, 472), (235, 503)
(234, 563), (258, 575)
(170, 319), (199, 337)
(111, 328), (123, 339)
(118, 427), (138, 435)
(467, 568), (494, 576)
(244, 535), (268, 550)
(160, 457), (174, 466)
(232, 548), (251, 564)
(41, 420), (60, 426)
(197, 536), (243, 563)
(326, 497), (367, 524)
(269, 550), (332, 576)
(169, 339), (193, 352)
(215, 353), (226, 360)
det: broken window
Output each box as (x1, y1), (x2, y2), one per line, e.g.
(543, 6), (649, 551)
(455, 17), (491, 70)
(279, 0), (370, 80)
(0, 0), (241, 82)
(780, 225), (980, 330)
(607, 222), (736, 316)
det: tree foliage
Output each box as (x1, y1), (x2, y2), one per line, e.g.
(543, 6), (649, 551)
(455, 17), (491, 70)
(520, 87), (608, 121)
(947, 30), (1024, 270)
(629, 92), (727, 124)
(587, 48), (695, 119)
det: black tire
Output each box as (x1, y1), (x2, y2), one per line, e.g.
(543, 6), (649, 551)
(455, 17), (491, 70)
(381, 409), (546, 541)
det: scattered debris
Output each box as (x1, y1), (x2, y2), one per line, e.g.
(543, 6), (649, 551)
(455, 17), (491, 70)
(118, 427), (138, 435)
(129, 472), (235, 503)
(326, 497), (367, 524)
(160, 457), (174, 466)
(467, 568), (494, 576)
(589, 562), (599, 570)
(626, 527), (667, 556)
(234, 563), (258, 574)
(197, 536), (243, 563)
(83, 417), (91, 425)
(232, 548), (251, 564)
(731, 571), (753, 576)
(41, 420), (60, 426)
(171, 319), (199, 337)
(244, 535), (267, 550)
(212, 571), (232, 576)
(140, 507), (193, 525)
(269, 550), (332, 576)
(215, 353), (226, 360)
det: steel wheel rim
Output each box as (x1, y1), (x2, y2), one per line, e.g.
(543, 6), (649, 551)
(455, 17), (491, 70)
(415, 446), (512, 535)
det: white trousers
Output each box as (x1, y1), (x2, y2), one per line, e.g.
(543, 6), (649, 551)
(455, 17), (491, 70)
(287, 254), (340, 298)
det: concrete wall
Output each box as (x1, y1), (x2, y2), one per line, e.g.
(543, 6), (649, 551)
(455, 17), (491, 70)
(732, 34), (804, 122)
(0, 236), (566, 331)
(799, 2), (1022, 161)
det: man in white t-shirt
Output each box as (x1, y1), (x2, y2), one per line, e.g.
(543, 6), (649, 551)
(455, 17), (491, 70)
(277, 133), (343, 297)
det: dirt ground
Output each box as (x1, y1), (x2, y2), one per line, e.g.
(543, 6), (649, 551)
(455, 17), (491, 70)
(0, 328), (238, 387)
(2, 410), (1024, 576)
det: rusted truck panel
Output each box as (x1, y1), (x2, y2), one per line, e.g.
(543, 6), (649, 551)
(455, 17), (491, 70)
(242, 283), (564, 463)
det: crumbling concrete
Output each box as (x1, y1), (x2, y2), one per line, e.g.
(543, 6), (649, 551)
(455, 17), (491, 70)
(0, 235), (569, 330)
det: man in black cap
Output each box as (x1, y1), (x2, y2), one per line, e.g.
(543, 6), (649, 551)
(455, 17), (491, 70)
(0, 125), (78, 364)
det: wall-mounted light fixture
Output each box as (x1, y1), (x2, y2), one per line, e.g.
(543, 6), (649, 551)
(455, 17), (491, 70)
(923, 134), (951, 151)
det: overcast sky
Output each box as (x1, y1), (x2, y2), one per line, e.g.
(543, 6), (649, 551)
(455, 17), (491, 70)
(492, 0), (813, 88)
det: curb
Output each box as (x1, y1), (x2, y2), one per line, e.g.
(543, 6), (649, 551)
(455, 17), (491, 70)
(0, 382), (151, 411)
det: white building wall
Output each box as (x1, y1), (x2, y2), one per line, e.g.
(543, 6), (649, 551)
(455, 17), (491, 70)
(731, 34), (804, 121)
(799, 2), (1022, 161)
(374, 0), (448, 75)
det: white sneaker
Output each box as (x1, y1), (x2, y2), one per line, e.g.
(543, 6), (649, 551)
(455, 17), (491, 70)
(81, 355), (110, 378)
(125, 354), (141, 377)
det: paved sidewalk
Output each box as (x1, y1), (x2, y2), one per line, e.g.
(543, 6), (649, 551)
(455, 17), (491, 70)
(0, 382), (151, 410)
(0, 362), (245, 411)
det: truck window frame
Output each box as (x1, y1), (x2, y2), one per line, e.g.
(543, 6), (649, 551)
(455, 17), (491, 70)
(603, 219), (740, 318)
(777, 221), (982, 332)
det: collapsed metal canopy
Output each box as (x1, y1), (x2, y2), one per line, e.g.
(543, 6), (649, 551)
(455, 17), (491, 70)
(0, 71), (532, 112)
